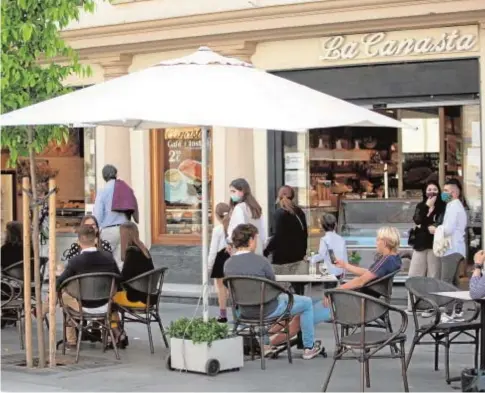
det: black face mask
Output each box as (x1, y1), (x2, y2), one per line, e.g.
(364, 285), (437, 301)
(426, 192), (438, 198)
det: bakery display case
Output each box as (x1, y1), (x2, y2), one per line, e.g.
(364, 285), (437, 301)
(56, 200), (85, 231)
(337, 198), (419, 282)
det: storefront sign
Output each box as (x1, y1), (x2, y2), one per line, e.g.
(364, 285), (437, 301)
(320, 28), (478, 61)
(165, 127), (201, 140)
(165, 128), (202, 160)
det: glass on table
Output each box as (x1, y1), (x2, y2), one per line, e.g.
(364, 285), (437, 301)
(318, 262), (328, 276)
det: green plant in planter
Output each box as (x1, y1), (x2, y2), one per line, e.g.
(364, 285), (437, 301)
(349, 251), (362, 265)
(168, 317), (230, 346)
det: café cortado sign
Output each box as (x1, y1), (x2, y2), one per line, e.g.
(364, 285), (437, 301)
(320, 28), (478, 62)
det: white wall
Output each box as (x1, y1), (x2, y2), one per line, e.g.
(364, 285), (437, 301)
(66, 0), (321, 31)
(130, 130), (151, 246)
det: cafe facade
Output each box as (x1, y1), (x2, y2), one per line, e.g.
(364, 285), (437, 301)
(63, 0), (485, 283)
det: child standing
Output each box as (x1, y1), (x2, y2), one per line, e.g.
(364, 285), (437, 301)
(208, 203), (231, 323)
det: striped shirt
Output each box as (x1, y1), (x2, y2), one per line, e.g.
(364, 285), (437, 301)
(469, 275), (485, 300)
(369, 254), (402, 278)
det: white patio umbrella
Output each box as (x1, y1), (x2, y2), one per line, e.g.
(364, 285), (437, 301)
(0, 47), (412, 321)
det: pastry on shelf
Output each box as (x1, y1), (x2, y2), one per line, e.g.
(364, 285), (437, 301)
(331, 182), (352, 194)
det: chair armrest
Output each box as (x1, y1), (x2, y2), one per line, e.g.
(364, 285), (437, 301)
(409, 292), (441, 328)
(465, 300), (480, 323)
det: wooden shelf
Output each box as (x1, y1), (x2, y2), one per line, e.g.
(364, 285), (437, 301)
(310, 149), (372, 162)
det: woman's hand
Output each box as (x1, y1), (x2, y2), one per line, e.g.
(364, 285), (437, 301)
(426, 196), (437, 208)
(428, 225), (436, 234)
(474, 250), (485, 265)
(334, 259), (347, 269)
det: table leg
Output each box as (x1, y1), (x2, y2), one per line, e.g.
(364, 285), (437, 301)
(480, 302), (485, 370)
(293, 284), (306, 349)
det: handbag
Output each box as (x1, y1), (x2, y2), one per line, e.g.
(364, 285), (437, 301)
(408, 228), (416, 247)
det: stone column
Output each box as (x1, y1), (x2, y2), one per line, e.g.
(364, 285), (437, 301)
(478, 23), (485, 238)
(211, 42), (264, 209)
(96, 55), (133, 188)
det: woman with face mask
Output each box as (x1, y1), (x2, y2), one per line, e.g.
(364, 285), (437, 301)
(227, 178), (266, 255)
(406, 180), (446, 315)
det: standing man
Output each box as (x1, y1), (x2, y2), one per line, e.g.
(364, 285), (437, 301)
(429, 178), (467, 321)
(94, 165), (130, 269)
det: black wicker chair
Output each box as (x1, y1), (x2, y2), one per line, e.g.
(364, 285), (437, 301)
(355, 270), (399, 331)
(322, 289), (409, 392)
(1, 278), (24, 346)
(405, 277), (480, 384)
(1, 257), (49, 347)
(58, 272), (120, 363)
(117, 267), (169, 354)
(223, 275), (293, 370)
(3, 257), (49, 296)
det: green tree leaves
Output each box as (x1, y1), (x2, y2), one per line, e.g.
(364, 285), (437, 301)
(1, 0), (95, 165)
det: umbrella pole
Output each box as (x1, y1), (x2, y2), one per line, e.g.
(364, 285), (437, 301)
(201, 126), (210, 322)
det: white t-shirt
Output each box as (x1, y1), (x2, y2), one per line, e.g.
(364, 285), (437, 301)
(227, 202), (266, 255)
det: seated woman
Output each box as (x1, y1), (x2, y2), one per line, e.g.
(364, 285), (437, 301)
(113, 222), (155, 308)
(63, 215), (112, 261)
(267, 226), (402, 348)
(1, 221), (28, 270)
(1, 221), (29, 326)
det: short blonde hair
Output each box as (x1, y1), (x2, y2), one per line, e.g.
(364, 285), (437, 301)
(376, 226), (400, 252)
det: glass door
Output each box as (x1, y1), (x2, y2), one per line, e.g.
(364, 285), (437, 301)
(399, 108), (440, 198)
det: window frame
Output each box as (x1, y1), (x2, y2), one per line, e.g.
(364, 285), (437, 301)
(149, 128), (213, 245)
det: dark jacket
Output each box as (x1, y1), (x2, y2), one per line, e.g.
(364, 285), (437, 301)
(121, 246), (155, 304)
(1, 243), (27, 270)
(264, 206), (308, 265)
(412, 202), (445, 251)
(57, 250), (120, 308)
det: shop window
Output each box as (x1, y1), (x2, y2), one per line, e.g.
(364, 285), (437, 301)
(400, 108), (440, 197)
(150, 128), (212, 245)
(462, 105), (482, 259)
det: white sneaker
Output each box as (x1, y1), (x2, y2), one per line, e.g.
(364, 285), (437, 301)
(452, 311), (464, 322)
(440, 314), (455, 324)
(421, 309), (435, 318)
(302, 341), (323, 360)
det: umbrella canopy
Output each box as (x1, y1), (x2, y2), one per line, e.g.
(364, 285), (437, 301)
(0, 47), (411, 131)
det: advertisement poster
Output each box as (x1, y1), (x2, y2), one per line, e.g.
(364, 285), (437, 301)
(163, 128), (211, 235)
(284, 170), (306, 188)
(284, 152), (305, 170)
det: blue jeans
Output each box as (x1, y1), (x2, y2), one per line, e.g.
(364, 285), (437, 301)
(268, 294), (328, 348)
(312, 298), (332, 324)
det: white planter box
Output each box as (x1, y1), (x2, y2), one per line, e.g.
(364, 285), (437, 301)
(168, 336), (244, 375)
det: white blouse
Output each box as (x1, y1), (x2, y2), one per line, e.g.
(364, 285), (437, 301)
(227, 202), (266, 255)
(208, 224), (227, 271)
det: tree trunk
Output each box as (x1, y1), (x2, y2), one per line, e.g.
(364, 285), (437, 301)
(28, 126), (46, 368)
(22, 177), (33, 368)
